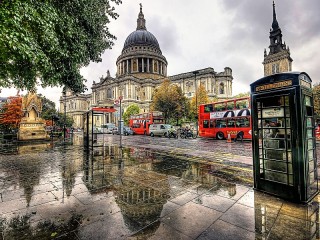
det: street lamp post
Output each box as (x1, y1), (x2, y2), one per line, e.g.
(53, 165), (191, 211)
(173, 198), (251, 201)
(193, 71), (199, 136)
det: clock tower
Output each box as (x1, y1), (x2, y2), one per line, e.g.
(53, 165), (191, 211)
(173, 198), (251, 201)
(263, 1), (293, 76)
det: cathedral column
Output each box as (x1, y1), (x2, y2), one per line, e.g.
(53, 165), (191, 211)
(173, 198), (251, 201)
(126, 60), (129, 73)
(147, 58), (149, 72)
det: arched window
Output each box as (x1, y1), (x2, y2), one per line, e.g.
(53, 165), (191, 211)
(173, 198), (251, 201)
(107, 88), (112, 98)
(219, 83), (225, 94)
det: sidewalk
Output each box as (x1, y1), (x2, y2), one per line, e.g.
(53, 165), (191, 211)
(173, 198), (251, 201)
(0, 139), (319, 239)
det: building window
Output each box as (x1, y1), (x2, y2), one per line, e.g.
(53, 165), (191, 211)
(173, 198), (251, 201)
(219, 83), (225, 94)
(107, 88), (112, 98)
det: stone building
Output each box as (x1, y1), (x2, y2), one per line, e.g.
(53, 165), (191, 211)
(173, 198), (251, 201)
(263, 2), (293, 76)
(60, 4), (233, 128)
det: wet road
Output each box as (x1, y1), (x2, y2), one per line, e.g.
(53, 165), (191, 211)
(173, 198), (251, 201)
(0, 134), (319, 239)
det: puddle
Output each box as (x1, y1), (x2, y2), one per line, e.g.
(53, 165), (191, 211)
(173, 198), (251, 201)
(0, 139), (319, 239)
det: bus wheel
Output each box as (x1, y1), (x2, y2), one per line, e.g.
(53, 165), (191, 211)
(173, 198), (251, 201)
(216, 132), (224, 140)
(150, 132), (154, 137)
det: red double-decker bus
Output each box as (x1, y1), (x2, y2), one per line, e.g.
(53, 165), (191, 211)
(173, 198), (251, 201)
(198, 97), (252, 140)
(129, 111), (164, 135)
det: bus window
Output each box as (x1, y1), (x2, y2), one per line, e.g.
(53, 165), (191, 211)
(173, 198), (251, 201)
(227, 119), (236, 127)
(215, 103), (226, 111)
(236, 99), (249, 109)
(210, 120), (214, 128)
(236, 118), (250, 127)
(216, 119), (226, 128)
(203, 120), (209, 128)
(204, 104), (214, 113)
(227, 102), (234, 110)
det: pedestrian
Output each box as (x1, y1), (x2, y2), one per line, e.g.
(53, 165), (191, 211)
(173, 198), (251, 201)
(234, 131), (244, 142)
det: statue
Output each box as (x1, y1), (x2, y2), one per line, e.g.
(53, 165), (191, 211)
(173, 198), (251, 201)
(18, 90), (49, 141)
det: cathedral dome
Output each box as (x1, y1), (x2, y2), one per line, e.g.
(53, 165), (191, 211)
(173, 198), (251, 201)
(116, 4), (167, 79)
(123, 30), (160, 52)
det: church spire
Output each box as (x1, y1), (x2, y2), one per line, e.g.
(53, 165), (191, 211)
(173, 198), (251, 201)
(272, 1), (279, 30)
(136, 3), (146, 30)
(263, 1), (293, 76)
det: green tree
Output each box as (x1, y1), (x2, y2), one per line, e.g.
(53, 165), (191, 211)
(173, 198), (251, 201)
(189, 84), (209, 120)
(313, 84), (320, 117)
(0, 0), (122, 93)
(55, 113), (74, 128)
(38, 94), (57, 120)
(123, 104), (140, 125)
(233, 91), (250, 98)
(151, 79), (188, 123)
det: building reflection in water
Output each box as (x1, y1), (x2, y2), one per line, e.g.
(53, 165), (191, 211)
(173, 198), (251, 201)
(82, 144), (248, 233)
(83, 145), (169, 232)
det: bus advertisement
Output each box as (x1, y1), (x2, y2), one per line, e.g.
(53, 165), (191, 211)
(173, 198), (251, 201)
(198, 97), (252, 140)
(129, 111), (164, 135)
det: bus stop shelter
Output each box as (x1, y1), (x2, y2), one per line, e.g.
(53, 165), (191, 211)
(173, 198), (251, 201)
(83, 107), (117, 151)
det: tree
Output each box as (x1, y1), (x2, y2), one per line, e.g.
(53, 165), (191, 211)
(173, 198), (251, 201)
(0, 96), (23, 131)
(0, 0), (122, 93)
(123, 104), (140, 125)
(189, 84), (209, 120)
(37, 94), (57, 121)
(55, 113), (74, 128)
(233, 92), (250, 98)
(313, 84), (320, 117)
(151, 79), (188, 123)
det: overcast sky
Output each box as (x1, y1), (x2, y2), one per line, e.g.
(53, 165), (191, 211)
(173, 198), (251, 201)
(2, 0), (320, 109)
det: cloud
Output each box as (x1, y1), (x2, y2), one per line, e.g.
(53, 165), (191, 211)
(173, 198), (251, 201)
(2, 0), (320, 106)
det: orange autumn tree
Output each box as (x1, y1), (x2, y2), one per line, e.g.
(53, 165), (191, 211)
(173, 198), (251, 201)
(0, 96), (23, 131)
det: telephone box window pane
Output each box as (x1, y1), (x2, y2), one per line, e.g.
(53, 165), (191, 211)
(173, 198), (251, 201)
(284, 96), (289, 106)
(305, 96), (311, 106)
(285, 107), (290, 117)
(307, 129), (313, 138)
(309, 161), (315, 172)
(264, 160), (292, 173)
(307, 118), (312, 127)
(264, 170), (288, 184)
(289, 175), (293, 185)
(308, 150), (314, 160)
(309, 171), (316, 184)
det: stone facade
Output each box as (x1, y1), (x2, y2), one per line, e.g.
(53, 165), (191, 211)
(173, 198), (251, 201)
(263, 2), (293, 76)
(60, 5), (233, 128)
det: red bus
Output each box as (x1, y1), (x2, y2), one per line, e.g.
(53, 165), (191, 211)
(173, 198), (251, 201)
(198, 97), (252, 140)
(129, 111), (164, 135)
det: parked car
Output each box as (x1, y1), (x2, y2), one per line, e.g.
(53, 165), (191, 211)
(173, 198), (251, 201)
(112, 126), (134, 136)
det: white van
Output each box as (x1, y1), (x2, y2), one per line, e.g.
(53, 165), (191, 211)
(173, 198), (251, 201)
(149, 124), (172, 137)
(98, 123), (116, 134)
